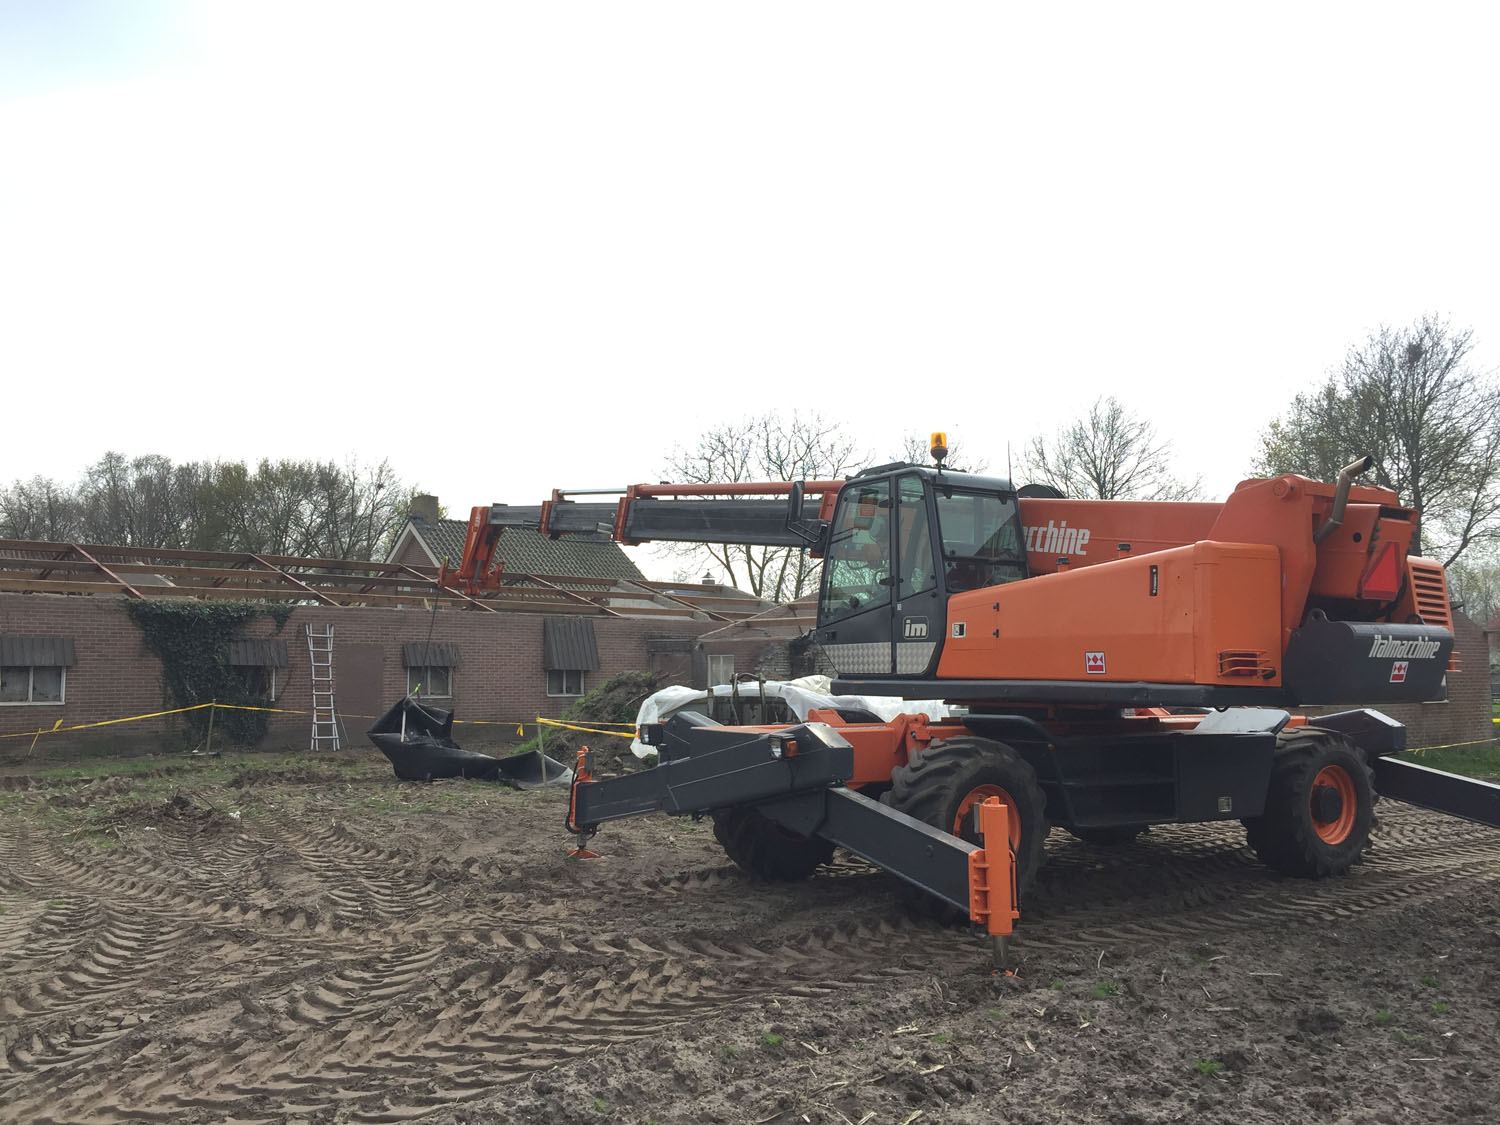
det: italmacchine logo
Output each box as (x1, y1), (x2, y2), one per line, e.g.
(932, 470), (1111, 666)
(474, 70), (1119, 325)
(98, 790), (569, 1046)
(1367, 635), (1442, 661)
(1023, 520), (1091, 557)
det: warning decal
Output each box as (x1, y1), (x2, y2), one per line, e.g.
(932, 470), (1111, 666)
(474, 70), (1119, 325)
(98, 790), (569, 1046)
(1085, 651), (1106, 675)
(1390, 661), (1408, 684)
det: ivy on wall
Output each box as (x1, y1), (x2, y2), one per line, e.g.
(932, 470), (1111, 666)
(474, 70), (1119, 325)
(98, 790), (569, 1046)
(123, 601), (294, 746)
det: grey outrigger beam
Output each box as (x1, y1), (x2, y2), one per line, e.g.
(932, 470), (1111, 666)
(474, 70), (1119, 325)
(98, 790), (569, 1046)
(566, 713), (1004, 919)
(1373, 756), (1500, 829)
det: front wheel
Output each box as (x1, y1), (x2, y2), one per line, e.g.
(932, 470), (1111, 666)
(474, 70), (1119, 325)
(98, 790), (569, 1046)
(711, 806), (835, 881)
(1242, 727), (1376, 877)
(881, 736), (1049, 891)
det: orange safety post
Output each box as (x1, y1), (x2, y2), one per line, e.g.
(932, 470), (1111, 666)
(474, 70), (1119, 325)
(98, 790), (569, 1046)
(968, 796), (1020, 967)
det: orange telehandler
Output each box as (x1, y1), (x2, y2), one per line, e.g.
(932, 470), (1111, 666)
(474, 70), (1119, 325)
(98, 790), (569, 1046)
(450, 443), (1500, 962)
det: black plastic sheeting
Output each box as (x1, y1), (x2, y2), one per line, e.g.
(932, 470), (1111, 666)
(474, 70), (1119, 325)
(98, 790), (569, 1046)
(367, 697), (573, 788)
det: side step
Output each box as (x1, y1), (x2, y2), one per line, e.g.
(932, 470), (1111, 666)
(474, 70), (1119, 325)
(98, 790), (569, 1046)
(568, 715), (1017, 958)
(1372, 756), (1500, 828)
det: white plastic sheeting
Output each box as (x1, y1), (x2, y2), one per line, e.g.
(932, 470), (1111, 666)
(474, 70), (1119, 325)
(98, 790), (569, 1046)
(629, 675), (956, 759)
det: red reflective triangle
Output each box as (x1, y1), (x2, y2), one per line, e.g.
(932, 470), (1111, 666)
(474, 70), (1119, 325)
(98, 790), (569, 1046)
(1360, 540), (1402, 602)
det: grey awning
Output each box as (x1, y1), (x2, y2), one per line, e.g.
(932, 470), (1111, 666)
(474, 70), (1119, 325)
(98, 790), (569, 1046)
(0, 635), (76, 667)
(543, 617), (600, 671)
(228, 639), (289, 667)
(402, 642), (462, 668)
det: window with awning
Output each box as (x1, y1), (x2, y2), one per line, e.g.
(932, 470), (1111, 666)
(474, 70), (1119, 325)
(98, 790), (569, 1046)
(403, 642), (461, 699)
(0, 635), (75, 705)
(543, 618), (599, 697)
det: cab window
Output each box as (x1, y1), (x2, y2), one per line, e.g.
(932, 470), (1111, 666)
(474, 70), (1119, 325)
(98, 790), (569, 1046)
(936, 490), (1025, 593)
(897, 476), (936, 600)
(821, 482), (892, 624)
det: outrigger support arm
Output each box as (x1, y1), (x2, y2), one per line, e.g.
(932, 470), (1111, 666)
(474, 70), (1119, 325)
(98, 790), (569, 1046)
(566, 714), (1018, 962)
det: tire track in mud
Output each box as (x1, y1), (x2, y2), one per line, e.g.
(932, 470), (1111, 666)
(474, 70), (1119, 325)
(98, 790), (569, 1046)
(5, 920), (916, 1125)
(4, 790), (1499, 1124)
(260, 817), (445, 924)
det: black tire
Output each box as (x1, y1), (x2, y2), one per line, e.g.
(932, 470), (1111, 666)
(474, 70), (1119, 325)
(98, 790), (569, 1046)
(881, 736), (1049, 891)
(1067, 824), (1149, 846)
(711, 806), (835, 881)
(1242, 727), (1376, 878)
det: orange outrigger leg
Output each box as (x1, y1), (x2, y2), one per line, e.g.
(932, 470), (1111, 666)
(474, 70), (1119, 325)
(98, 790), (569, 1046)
(566, 748), (601, 858)
(967, 797), (1020, 968)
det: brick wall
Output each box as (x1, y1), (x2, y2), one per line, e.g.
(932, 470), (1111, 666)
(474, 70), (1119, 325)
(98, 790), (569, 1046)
(0, 597), (169, 755)
(0, 594), (718, 757)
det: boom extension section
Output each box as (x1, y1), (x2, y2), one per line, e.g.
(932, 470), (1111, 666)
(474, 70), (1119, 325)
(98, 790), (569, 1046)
(566, 715), (1018, 961)
(445, 483), (842, 594)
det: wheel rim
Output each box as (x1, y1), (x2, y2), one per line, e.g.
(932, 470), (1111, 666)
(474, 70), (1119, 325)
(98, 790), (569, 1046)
(1310, 765), (1357, 845)
(954, 784), (1022, 849)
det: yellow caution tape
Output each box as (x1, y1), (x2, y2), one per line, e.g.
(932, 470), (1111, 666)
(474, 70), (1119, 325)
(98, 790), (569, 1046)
(0, 702), (591, 743)
(534, 716), (635, 740)
(8, 700), (1492, 754)
(1408, 735), (1500, 754)
(0, 702), (217, 740)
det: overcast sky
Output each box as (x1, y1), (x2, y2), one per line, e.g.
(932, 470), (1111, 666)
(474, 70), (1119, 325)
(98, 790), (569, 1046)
(3, 2), (1497, 577)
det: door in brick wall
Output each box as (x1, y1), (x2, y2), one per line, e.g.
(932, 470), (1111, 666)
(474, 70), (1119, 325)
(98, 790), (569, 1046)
(338, 644), (387, 727)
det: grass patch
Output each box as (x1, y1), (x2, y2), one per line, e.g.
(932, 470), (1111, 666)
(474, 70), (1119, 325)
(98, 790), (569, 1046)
(1399, 740), (1500, 780)
(930, 1032), (953, 1045)
(1091, 980), (1120, 999)
(761, 1032), (784, 1049)
(590, 1097), (609, 1113)
(720, 1044), (739, 1059)
(1373, 1009), (1395, 1026)
(985, 1008), (1007, 1021)
(1393, 1028), (1424, 1046)
(1431, 1001), (1450, 1014)
(1193, 1058), (1223, 1077)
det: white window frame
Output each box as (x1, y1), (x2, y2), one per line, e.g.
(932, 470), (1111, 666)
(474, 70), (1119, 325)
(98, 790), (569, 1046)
(706, 654), (734, 687)
(0, 665), (66, 706)
(546, 668), (585, 697)
(407, 664), (453, 698)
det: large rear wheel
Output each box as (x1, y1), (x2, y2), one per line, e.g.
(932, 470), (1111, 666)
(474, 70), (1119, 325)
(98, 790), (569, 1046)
(1242, 727), (1376, 877)
(881, 736), (1049, 891)
(711, 805), (835, 881)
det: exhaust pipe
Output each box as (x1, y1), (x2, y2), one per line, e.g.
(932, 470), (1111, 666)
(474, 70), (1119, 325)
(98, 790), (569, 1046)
(1313, 455), (1375, 544)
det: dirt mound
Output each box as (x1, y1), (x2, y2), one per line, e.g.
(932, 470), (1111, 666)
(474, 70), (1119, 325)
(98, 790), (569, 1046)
(106, 791), (241, 834)
(45, 776), (136, 808)
(521, 669), (663, 774)
(228, 766), (346, 789)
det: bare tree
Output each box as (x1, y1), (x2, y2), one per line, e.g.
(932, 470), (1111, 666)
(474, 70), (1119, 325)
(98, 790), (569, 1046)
(661, 412), (864, 602)
(1445, 547), (1500, 629)
(1256, 315), (1500, 565)
(893, 431), (990, 474)
(0, 476), (80, 540)
(1, 454), (420, 560)
(1022, 397), (1201, 500)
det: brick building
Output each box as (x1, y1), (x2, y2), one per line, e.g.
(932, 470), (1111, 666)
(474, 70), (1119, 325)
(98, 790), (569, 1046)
(0, 509), (751, 756)
(0, 593), (719, 756)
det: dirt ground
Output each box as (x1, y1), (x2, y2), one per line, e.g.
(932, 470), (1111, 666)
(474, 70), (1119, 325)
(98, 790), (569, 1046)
(2, 749), (1498, 1125)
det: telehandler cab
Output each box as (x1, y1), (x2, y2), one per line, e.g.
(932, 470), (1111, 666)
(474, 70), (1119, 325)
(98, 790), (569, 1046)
(450, 441), (1500, 962)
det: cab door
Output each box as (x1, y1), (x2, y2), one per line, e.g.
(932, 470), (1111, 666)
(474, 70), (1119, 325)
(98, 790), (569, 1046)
(814, 479), (896, 676)
(891, 475), (943, 675)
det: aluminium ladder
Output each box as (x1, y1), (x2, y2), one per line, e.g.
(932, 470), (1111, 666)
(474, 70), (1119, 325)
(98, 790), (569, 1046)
(306, 623), (341, 751)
